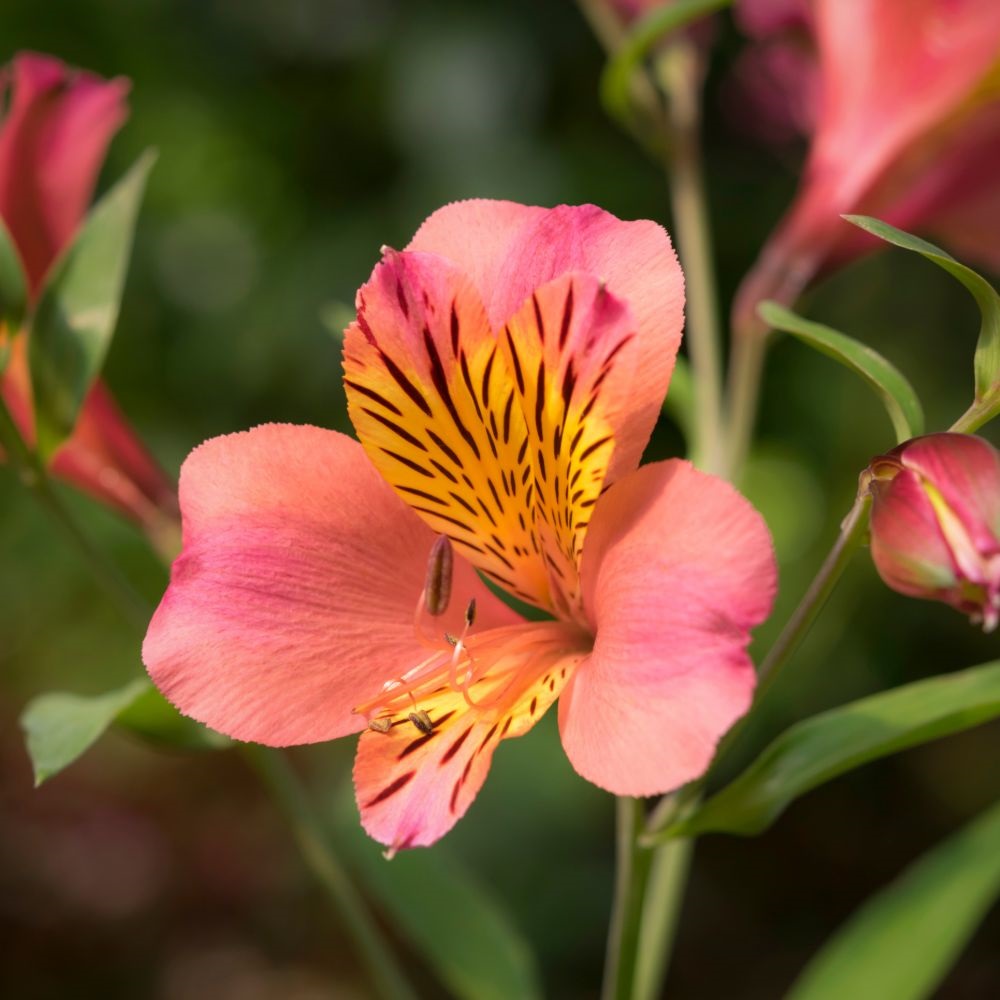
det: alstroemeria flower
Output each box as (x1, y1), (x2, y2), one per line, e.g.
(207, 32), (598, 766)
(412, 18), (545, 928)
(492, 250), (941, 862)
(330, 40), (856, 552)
(865, 433), (1000, 632)
(0, 53), (178, 538)
(144, 201), (776, 850)
(732, 0), (1000, 331)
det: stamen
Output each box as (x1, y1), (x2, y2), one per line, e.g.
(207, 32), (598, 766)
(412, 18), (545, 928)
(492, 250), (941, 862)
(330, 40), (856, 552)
(368, 717), (392, 734)
(409, 709), (434, 734)
(464, 598), (476, 626)
(423, 535), (454, 617)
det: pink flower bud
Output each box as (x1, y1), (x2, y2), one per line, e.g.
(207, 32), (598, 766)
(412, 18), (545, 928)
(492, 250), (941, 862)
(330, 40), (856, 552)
(865, 433), (1000, 632)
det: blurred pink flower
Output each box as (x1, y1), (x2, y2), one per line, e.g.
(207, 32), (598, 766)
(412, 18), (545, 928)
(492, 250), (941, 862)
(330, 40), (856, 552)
(143, 200), (776, 851)
(865, 433), (1000, 632)
(732, 0), (1000, 332)
(0, 53), (178, 535)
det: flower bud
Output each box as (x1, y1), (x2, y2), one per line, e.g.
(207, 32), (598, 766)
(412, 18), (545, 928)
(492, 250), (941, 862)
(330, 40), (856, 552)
(863, 433), (1000, 632)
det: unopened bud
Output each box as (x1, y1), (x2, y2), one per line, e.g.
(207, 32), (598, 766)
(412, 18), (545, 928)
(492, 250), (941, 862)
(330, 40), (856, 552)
(865, 433), (1000, 632)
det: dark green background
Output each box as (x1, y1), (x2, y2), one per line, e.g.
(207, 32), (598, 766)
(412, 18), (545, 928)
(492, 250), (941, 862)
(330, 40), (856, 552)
(1, 1), (997, 996)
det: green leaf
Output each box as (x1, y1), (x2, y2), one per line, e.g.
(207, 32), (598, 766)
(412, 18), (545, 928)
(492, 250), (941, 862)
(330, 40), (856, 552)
(600, 0), (731, 129)
(0, 215), (28, 349)
(116, 683), (230, 750)
(338, 809), (543, 1000)
(21, 677), (151, 786)
(787, 796), (1000, 1000)
(844, 215), (1000, 411)
(654, 660), (1000, 840)
(29, 151), (155, 460)
(760, 300), (924, 443)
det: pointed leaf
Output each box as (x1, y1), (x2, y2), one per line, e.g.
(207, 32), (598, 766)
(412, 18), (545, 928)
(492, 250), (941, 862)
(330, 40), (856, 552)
(787, 797), (1000, 1000)
(21, 677), (151, 786)
(337, 802), (543, 1000)
(761, 300), (924, 443)
(29, 151), (155, 460)
(650, 660), (1000, 840)
(845, 215), (1000, 410)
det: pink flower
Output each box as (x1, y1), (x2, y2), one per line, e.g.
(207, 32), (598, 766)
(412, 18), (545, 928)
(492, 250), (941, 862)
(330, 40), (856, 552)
(0, 53), (178, 536)
(733, 0), (1000, 331)
(865, 434), (1000, 632)
(143, 201), (777, 850)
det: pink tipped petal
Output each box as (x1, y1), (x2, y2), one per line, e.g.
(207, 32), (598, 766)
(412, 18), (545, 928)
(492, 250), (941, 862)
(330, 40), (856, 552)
(143, 424), (516, 746)
(896, 435), (1000, 553)
(0, 52), (129, 292)
(408, 200), (684, 481)
(559, 461), (776, 796)
(869, 470), (960, 595)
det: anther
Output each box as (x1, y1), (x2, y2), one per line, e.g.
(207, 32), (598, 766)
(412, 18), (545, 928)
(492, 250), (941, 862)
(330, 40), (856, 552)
(408, 710), (434, 734)
(444, 632), (458, 646)
(464, 598), (476, 627)
(368, 717), (392, 734)
(424, 535), (454, 617)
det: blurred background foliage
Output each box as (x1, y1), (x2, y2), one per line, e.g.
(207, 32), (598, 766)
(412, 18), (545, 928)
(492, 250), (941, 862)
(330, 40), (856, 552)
(1, 0), (997, 997)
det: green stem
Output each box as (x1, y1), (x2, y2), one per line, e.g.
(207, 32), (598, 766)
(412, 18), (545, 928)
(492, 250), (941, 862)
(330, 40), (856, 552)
(950, 391), (1000, 433)
(633, 837), (694, 1000)
(656, 42), (725, 475)
(723, 325), (769, 481)
(242, 746), (418, 1000)
(602, 797), (654, 1000)
(0, 393), (151, 631)
(755, 494), (870, 701)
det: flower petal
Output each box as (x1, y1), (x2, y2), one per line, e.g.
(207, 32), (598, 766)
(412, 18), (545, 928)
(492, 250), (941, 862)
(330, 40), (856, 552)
(407, 200), (685, 482)
(869, 469), (959, 595)
(558, 461), (776, 796)
(143, 424), (516, 746)
(354, 620), (585, 850)
(0, 52), (129, 292)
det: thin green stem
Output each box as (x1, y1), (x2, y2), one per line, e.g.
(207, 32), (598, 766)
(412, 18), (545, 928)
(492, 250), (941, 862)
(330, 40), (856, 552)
(0, 393), (151, 631)
(950, 391), (1000, 434)
(602, 797), (654, 1000)
(242, 746), (418, 1000)
(723, 326), (769, 481)
(633, 837), (694, 1000)
(755, 494), (870, 701)
(656, 42), (725, 475)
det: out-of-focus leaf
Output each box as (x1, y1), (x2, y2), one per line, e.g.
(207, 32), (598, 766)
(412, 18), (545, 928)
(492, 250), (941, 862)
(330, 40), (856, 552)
(29, 151), (155, 460)
(600, 0), (731, 129)
(0, 216), (27, 363)
(320, 300), (356, 341)
(338, 806), (543, 1000)
(21, 677), (150, 786)
(650, 660), (1000, 840)
(761, 300), (924, 443)
(787, 796), (1000, 1000)
(845, 215), (1000, 414)
(116, 683), (230, 750)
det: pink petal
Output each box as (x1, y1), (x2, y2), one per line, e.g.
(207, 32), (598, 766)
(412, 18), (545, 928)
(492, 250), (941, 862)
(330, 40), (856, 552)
(0, 52), (129, 293)
(869, 469), (959, 595)
(558, 461), (776, 796)
(407, 200), (685, 481)
(897, 434), (1000, 553)
(143, 424), (517, 746)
